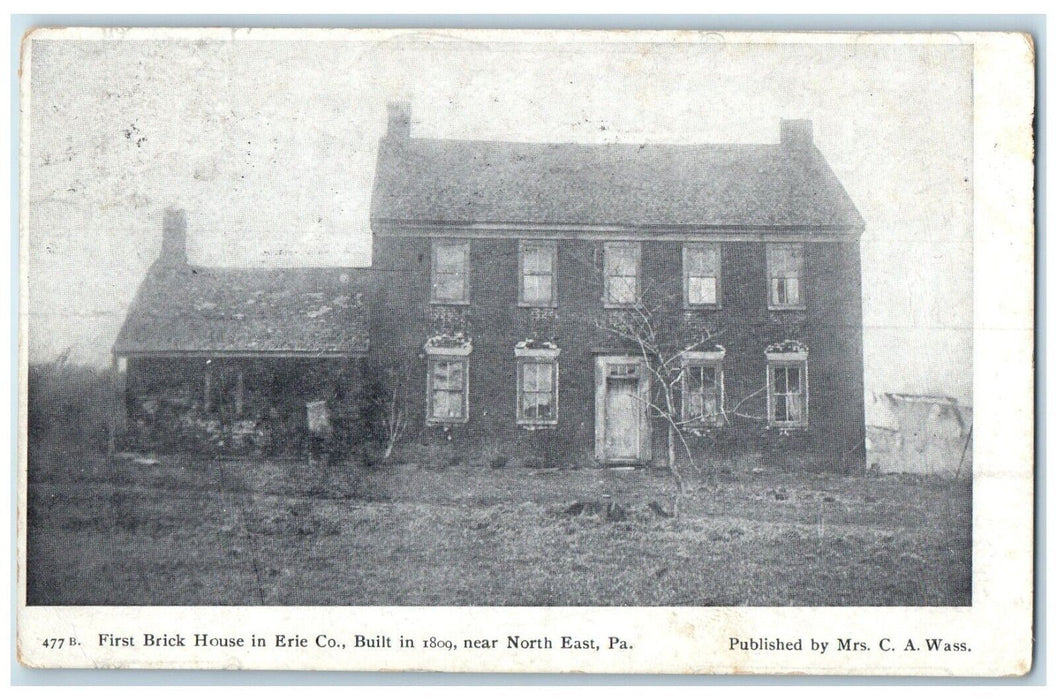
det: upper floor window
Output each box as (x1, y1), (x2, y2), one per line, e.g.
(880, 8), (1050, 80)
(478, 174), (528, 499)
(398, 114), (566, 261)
(519, 240), (557, 307)
(683, 243), (721, 307)
(604, 242), (641, 307)
(431, 240), (470, 304)
(766, 244), (805, 309)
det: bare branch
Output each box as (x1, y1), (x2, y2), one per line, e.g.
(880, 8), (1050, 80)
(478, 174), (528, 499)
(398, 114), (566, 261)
(725, 383), (768, 419)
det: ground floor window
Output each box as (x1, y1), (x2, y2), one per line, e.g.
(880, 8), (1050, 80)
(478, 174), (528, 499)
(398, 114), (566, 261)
(680, 350), (725, 427)
(518, 359), (558, 425)
(515, 344), (560, 426)
(682, 363), (723, 425)
(427, 355), (469, 424)
(767, 359), (808, 428)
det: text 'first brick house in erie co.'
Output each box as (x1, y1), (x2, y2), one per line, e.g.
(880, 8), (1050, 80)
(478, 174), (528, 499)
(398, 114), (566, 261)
(370, 103), (866, 471)
(112, 209), (371, 457)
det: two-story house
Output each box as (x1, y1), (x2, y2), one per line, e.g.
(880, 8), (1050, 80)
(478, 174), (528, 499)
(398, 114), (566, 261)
(369, 103), (866, 470)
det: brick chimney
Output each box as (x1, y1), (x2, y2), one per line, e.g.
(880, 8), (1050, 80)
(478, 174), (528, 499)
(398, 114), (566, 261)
(386, 101), (411, 140)
(780, 119), (814, 149)
(160, 207), (187, 266)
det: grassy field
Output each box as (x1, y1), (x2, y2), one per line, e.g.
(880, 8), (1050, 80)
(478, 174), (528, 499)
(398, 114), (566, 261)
(26, 447), (972, 606)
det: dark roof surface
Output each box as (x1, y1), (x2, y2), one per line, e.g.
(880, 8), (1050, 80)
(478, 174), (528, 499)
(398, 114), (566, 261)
(114, 263), (369, 356)
(371, 137), (864, 230)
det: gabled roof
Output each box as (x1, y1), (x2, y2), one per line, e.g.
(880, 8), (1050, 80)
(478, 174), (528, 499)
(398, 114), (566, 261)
(113, 262), (369, 356)
(371, 133), (864, 232)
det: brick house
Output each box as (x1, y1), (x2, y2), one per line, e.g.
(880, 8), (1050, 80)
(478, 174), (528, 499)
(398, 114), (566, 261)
(369, 103), (866, 470)
(112, 209), (371, 456)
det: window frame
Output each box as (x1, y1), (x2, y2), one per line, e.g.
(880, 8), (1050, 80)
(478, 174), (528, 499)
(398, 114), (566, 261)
(680, 350), (725, 426)
(514, 346), (560, 427)
(425, 347), (471, 425)
(602, 241), (642, 308)
(430, 239), (471, 305)
(517, 240), (558, 308)
(765, 352), (809, 429)
(682, 242), (722, 309)
(766, 243), (806, 311)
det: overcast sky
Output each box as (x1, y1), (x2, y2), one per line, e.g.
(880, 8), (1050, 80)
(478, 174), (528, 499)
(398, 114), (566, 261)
(25, 31), (973, 404)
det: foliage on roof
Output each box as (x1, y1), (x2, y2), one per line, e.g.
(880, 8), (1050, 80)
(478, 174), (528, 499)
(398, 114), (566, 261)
(766, 339), (809, 354)
(113, 263), (370, 356)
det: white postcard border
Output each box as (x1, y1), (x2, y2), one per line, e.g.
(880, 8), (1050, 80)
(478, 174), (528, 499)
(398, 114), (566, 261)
(15, 28), (1035, 676)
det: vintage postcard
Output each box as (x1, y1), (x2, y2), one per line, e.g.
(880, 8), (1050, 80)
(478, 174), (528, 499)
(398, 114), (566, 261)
(17, 28), (1034, 674)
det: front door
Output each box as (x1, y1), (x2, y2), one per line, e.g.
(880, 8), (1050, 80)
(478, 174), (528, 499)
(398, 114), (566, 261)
(604, 378), (640, 460)
(594, 356), (651, 463)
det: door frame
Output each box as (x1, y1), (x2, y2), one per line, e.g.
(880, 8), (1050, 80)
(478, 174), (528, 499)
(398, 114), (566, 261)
(594, 354), (652, 464)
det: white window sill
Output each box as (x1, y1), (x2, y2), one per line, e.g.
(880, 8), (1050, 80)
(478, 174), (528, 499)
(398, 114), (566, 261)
(683, 350), (726, 362)
(425, 344), (472, 357)
(427, 417), (469, 426)
(766, 351), (808, 361)
(514, 346), (560, 359)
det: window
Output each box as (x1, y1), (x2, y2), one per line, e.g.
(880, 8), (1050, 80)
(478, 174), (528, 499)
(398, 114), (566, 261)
(767, 360), (808, 428)
(515, 345), (559, 426)
(683, 243), (721, 307)
(681, 351), (725, 425)
(427, 355), (469, 423)
(518, 360), (558, 424)
(519, 240), (557, 307)
(766, 244), (805, 309)
(604, 242), (641, 306)
(431, 240), (470, 304)
(683, 364), (723, 425)
(607, 362), (640, 378)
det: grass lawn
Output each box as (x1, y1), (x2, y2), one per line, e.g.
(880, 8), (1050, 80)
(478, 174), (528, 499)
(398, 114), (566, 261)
(26, 447), (971, 606)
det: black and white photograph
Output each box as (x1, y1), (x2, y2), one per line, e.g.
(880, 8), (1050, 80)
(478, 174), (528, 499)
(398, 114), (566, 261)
(17, 28), (1033, 674)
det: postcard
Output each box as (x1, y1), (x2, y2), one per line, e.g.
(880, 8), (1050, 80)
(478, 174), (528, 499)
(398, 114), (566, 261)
(17, 27), (1034, 674)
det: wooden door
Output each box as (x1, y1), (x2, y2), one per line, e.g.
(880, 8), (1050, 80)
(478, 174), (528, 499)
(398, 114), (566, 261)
(595, 356), (651, 464)
(604, 377), (640, 460)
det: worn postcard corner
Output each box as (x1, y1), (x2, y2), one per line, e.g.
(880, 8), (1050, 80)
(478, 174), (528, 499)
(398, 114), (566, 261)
(17, 27), (1034, 675)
